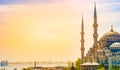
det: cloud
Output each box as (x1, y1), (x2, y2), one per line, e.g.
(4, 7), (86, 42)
(98, 0), (120, 3)
(0, 0), (71, 5)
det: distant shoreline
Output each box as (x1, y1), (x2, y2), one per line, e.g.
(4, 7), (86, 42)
(8, 61), (67, 65)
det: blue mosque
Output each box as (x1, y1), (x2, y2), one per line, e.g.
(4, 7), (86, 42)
(80, 2), (120, 70)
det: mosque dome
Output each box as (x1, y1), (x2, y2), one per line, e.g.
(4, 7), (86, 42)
(109, 42), (120, 53)
(100, 26), (120, 41)
(99, 26), (120, 48)
(101, 31), (120, 40)
(110, 42), (120, 48)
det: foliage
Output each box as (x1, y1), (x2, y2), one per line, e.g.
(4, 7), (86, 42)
(75, 58), (81, 70)
(111, 65), (119, 70)
(14, 68), (17, 70)
(64, 67), (69, 70)
(22, 67), (32, 70)
(97, 63), (105, 70)
(67, 61), (72, 68)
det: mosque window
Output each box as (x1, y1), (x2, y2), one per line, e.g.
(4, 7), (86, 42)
(114, 60), (116, 64)
(117, 38), (118, 41)
(118, 61), (120, 64)
(112, 61), (114, 64)
(84, 68), (85, 70)
(114, 38), (116, 41)
(86, 68), (89, 70)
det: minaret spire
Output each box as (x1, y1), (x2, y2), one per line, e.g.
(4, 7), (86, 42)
(93, 1), (98, 48)
(94, 1), (97, 18)
(93, 1), (98, 61)
(82, 14), (84, 32)
(81, 14), (85, 63)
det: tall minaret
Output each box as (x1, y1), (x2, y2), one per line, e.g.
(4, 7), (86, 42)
(81, 14), (85, 63)
(93, 2), (98, 48)
(93, 2), (98, 61)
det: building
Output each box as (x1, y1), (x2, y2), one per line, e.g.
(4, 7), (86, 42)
(31, 66), (64, 70)
(81, 62), (99, 70)
(80, 1), (120, 70)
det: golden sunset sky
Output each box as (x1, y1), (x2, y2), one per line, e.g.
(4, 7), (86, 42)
(0, 0), (120, 62)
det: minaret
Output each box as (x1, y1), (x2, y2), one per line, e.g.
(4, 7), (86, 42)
(81, 14), (85, 63)
(93, 2), (98, 61)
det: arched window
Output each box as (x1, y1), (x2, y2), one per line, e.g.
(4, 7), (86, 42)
(114, 60), (116, 64)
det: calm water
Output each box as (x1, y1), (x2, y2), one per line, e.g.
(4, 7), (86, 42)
(0, 63), (67, 70)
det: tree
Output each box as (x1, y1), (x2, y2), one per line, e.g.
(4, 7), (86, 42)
(14, 68), (17, 70)
(64, 67), (69, 70)
(71, 63), (75, 70)
(75, 58), (81, 70)
(22, 68), (32, 70)
(111, 65), (119, 70)
(97, 63), (105, 70)
(67, 61), (72, 70)
(22, 68), (27, 70)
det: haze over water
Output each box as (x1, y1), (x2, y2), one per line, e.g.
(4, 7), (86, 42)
(0, 62), (68, 70)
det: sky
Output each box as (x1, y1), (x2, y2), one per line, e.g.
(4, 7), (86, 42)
(0, 0), (120, 62)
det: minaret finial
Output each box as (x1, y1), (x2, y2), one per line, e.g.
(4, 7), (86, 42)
(82, 13), (84, 30)
(111, 25), (114, 32)
(94, 1), (97, 18)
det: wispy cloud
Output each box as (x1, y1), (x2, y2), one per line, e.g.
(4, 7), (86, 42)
(0, 0), (70, 5)
(98, 0), (120, 3)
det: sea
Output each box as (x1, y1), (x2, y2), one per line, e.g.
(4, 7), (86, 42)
(0, 62), (68, 70)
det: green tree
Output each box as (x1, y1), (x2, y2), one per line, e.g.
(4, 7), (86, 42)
(67, 61), (72, 70)
(111, 65), (119, 70)
(75, 58), (81, 70)
(97, 63), (105, 70)
(27, 67), (32, 70)
(22, 68), (32, 70)
(14, 68), (17, 70)
(64, 67), (69, 70)
(22, 68), (27, 70)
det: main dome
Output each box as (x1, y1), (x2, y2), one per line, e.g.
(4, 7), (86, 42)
(99, 28), (120, 47)
(101, 29), (120, 40)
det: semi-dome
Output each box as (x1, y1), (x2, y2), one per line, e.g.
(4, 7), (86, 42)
(110, 42), (120, 48)
(109, 42), (120, 53)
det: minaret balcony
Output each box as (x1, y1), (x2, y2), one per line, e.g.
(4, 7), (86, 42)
(81, 48), (85, 50)
(93, 34), (98, 37)
(93, 24), (98, 27)
(81, 40), (85, 42)
(81, 32), (85, 34)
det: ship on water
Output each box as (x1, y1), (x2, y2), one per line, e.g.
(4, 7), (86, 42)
(0, 60), (8, 66)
